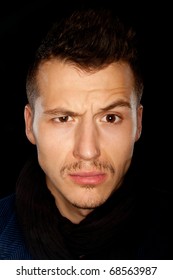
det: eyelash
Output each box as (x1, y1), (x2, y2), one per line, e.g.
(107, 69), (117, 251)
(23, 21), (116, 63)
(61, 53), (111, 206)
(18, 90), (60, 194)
(54, 116), (73, 123)
(101, 114), (121, 123)
(53, 114), (121, 124)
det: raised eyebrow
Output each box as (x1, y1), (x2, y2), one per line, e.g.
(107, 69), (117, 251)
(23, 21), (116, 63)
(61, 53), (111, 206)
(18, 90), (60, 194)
(43, 101), (131, 116)
(100, 100), (131, 111)
(44, 108), (80, 116)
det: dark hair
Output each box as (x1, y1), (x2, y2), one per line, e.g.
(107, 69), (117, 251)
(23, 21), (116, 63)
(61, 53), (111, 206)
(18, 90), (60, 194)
(26, 8), (143, 109)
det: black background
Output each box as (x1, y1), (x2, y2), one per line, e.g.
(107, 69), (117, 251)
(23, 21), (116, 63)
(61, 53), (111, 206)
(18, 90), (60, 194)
(0, 0), (172, 197)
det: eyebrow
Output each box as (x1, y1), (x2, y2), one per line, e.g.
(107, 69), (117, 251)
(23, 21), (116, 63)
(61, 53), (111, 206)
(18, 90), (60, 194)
(44, 108), (80, 116)
(100, 100), (131, 111)
(44, 99), (131, 116)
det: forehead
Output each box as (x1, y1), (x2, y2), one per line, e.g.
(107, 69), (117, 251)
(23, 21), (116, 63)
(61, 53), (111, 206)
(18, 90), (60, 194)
(36, 60), (136, 108)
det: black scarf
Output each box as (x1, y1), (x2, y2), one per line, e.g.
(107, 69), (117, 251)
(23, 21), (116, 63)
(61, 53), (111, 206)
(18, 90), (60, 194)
(15, 153), (142, 259)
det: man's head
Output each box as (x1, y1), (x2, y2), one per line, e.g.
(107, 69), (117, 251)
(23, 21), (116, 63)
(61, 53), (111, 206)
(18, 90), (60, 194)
(24, 9), (143, 223)
(26, 9), (143, 109)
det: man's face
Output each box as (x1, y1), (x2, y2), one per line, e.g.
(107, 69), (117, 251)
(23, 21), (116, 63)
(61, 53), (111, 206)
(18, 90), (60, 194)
(25, 60), (142, 220)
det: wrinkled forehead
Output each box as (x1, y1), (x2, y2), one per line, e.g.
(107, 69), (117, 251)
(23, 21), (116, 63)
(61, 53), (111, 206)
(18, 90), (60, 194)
(36, 59), (135, 93)
(33, 60), (138, 116)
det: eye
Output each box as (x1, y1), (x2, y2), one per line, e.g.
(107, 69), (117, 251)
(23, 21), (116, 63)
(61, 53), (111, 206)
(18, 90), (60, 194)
(101, 114), (120, 123)
(54, 115), (73, 123)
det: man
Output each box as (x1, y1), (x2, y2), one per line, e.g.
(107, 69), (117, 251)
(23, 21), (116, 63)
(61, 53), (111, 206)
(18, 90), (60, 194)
(0, 8), (172, 260)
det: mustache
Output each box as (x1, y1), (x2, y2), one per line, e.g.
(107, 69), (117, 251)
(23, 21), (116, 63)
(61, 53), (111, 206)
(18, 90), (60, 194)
(60, 160), (115, 176)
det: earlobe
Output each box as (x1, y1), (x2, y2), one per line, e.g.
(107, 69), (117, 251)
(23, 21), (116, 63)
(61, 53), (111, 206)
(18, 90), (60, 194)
(24, 104), (36, 145)
(135, 105), (143, 142)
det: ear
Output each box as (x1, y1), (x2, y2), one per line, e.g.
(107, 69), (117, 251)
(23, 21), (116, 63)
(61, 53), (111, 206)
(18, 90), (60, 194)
(24, 104), (36, 145)
(135, 104), (143, 142)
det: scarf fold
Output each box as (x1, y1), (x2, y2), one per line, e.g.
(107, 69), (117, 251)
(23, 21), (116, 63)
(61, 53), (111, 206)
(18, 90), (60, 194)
(15, 153), (141, 259)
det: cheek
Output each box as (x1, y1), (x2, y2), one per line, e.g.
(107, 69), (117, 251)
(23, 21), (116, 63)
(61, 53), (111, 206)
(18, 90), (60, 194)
(101, 124), (136, 160)
(101, 122), (136, 145)
(105, 139), (134, 160)
(33, 122), (73, 159)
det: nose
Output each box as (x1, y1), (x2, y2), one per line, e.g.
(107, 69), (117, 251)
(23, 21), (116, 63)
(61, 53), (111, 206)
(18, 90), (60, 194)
(73, 119), (100, 161)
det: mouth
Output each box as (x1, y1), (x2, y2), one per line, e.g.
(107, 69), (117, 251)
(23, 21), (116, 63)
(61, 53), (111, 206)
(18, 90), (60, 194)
(68, 171), (107, 185)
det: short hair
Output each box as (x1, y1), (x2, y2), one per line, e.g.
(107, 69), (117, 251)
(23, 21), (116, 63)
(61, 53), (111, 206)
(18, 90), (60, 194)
(26, 9), (144, 109)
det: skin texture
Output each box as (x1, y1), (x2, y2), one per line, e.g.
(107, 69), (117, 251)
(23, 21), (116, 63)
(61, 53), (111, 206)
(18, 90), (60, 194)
(24, 60), (143, 223)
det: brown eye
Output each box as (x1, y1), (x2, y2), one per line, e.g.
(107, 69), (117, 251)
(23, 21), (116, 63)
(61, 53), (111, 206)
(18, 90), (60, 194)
(59, 116), (69, 122)
(106, 114), (117, 123)
(101, 114), (121, 124)
(54, 115), (73, 123)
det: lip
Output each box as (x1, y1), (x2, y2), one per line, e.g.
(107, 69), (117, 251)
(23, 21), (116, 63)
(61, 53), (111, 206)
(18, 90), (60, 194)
(69, 172), (107, 185)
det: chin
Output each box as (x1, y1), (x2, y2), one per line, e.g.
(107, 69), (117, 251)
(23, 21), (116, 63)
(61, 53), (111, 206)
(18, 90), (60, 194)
(70, 193), (109, 210)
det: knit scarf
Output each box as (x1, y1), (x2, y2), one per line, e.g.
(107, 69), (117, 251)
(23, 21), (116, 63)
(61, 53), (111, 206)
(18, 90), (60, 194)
(15, 153), (141, 259)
